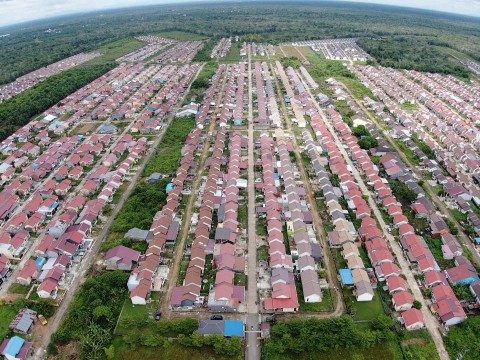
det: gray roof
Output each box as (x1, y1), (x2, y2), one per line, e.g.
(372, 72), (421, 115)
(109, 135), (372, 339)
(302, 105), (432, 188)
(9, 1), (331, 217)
(198, 320), (225, 335)
(16, 314), (34, 334)
(125, 228), (150, 241)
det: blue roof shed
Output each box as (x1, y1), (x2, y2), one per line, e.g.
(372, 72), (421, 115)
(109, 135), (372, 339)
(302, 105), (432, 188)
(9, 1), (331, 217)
(340, 269), (353, 286)
(36, 257), (46, 270)
(224, 320), (244, 338)
(4, 336), (25, 357)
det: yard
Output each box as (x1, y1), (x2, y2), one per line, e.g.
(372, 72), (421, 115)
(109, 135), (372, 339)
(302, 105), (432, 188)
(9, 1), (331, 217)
(342, 287), (386, 321)
(115, 293), (161, 336)
(0, 305), (17, 342)
(297, 285), (334, 313)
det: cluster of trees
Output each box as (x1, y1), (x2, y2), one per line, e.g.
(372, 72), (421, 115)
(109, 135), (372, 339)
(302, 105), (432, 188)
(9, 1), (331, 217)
(121, 332), (243, 358)
(49, 271), (129, 359)
(280, 57), (302, 69)
(264, 316), (396, 359)
(0, 63), (113, 141)
(388, 179), (418, 204)
(358, 37), (471, 79)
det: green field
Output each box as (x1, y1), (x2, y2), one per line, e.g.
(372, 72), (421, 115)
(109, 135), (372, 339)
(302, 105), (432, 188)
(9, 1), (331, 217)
(83, 38), (147, 65)
(0, 306), (17, 343)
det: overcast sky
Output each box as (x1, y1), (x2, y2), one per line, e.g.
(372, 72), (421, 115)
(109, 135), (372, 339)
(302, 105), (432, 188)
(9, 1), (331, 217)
(0, 0), (479, 28)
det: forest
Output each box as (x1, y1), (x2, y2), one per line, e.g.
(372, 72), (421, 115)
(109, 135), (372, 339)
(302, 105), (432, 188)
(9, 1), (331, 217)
(1, 1), (479, 85)
(0, 63), (113, 141)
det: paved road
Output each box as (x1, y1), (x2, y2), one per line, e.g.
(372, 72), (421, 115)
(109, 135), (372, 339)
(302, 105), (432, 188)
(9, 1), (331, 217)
(273, 63), (345, 317)
(302, 82), (449, 360)
(245, 49), (261, 360)
(340, 82), (480, 268)
(31, 64), (205, 359)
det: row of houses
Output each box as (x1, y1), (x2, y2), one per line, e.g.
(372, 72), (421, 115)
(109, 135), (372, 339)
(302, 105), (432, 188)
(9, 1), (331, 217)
(253, 62), (281, 127)
(170, 65), (229, 309)
(353, 65), (480, 239)
(155, 41), (204, 64)
(0, 52), (101, 103)
(117, 37), (174, 62)
(325, 78), (470, 328)
(290, 39), (369, 62)
(211, 37), (232, 59)
(131, 64), (201, 134)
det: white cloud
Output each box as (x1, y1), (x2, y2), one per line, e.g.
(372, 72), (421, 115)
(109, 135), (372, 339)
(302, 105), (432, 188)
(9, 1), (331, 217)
(0, 1), (478, 28)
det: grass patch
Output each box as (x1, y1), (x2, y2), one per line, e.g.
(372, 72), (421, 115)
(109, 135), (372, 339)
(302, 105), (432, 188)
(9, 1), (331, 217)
(257, 245), (268, 262)
(143, 116), (196, 177)
(8, 283), (30, 295)
(297, 285), (334, 312)
(84, 38), (146, 65)
(0, 306), (16, 343)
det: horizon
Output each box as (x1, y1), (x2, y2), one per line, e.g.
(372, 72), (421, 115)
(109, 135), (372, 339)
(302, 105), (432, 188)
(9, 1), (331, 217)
(1, 0), (479, 29)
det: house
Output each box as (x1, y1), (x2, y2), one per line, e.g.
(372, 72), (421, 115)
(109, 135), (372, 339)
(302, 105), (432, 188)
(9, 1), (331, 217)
(0, 336), (33, 360)
(37, 278), (58, 299)
(130, 279), (151, 305)
(392, 291), (414, 312)
(445, 264), (479, 286)
(104, 246), (141, 271)
(402, 308), (424, 331)
(16, 259), (37, 286)
(469, 282), (480, 305)
(9, 308), (37, 335)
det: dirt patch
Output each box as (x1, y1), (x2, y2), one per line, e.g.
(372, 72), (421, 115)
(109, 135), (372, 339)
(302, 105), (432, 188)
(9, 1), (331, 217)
(73, 122), (98, 135)
(401, 338), (427, 347)
(51, 340), (81, 360)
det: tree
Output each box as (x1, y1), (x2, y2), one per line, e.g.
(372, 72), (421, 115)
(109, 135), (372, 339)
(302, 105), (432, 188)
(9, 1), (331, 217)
(353, 125), (370, 137)
(359, 136), (378, 150)
(413, 300), (422, 310)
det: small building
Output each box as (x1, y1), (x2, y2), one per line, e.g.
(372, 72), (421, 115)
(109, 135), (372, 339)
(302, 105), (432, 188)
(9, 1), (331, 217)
(0, 336), (33, 360)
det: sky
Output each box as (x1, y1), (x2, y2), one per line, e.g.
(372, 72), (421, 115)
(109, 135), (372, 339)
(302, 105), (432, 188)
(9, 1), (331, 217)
(0, 0), (479, 28)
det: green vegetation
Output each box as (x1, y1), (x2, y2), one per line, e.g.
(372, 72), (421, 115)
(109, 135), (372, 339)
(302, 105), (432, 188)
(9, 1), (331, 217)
(109, 178), (169, 234)
(280, 56), (302, 69)
(113, 317), (242, 359)
(8, 283), (30, 295)
(296, 284), (334, 312)
(189, 62), (218, 95)
(155, 31), (207, 41)
(358, 37), (471, 79)
(0, 305), (16, 343)
(359, 136), (379, 150)
(0, 63), (113, 141)
(445, 316), (480, 360)
(144, 116), (197, 177)
(263, 316), (397, 359)
(49, 271), (129, 359)
(389, 179), (418, 205)
(191, 39), (216, 62)
(84, 38), (146, 65)
(395, 140), (421, 166)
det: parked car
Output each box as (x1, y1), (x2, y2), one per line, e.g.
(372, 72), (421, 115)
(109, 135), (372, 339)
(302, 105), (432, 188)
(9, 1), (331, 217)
(155, 311), (162, 321)
(210, 315), (223, 320)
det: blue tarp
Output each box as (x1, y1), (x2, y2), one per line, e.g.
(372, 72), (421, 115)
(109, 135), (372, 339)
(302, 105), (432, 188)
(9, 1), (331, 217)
(224, 320), (244, 338)
(340, 269), (353, 286)
(475, 237), (480, 245)
(166, 183), (174, 192)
